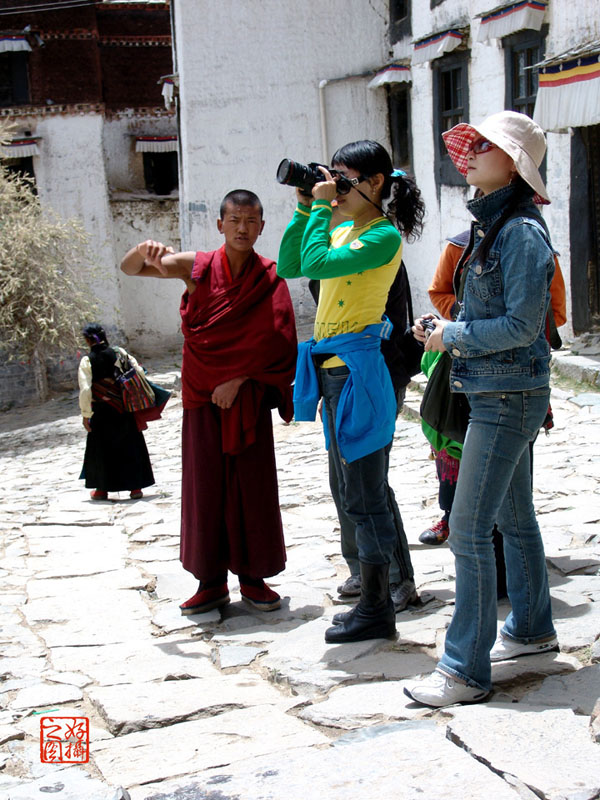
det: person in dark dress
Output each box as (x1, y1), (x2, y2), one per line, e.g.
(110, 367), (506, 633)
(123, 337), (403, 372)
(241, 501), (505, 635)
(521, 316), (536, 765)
(78, 323), (154, 501)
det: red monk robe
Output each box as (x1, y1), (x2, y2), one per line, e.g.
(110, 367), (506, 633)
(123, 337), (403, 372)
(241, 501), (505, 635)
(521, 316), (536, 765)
(179, 245), (297, 581)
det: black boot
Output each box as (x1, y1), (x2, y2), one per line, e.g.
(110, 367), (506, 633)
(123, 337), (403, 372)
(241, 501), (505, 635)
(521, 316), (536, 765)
(331, 608), (353, 626)
(325, 562), (396, 643)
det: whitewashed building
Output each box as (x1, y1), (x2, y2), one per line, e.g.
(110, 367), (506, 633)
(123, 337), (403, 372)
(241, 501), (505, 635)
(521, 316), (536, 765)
(172, 0), (600, 339)
(0, 0), (181, 397)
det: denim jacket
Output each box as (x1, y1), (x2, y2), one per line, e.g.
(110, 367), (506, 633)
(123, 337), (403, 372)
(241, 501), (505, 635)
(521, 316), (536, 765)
(442, 185), (555, 394)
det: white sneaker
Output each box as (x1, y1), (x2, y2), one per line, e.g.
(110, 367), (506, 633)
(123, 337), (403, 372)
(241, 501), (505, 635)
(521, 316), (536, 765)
(403, 669), (489, 708)
(490, 634), (559, 662)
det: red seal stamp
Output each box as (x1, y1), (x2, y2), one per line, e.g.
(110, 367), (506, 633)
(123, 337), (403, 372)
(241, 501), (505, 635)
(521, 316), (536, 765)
(40, 716), (89, 763)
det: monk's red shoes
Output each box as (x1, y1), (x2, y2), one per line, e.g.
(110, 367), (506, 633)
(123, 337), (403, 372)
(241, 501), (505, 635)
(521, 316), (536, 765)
(179, 584), (230, 615)
(240, 580), (281, 612)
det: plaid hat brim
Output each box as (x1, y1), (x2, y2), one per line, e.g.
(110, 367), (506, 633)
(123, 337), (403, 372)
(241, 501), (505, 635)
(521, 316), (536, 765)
(442, 123), (478, 178)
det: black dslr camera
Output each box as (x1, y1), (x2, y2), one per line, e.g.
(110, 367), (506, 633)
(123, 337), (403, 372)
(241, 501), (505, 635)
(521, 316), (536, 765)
(276, 159), (353, 196)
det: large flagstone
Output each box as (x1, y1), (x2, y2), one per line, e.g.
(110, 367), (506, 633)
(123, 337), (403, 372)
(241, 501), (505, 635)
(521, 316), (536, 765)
(553, 596), (600, 651)
(92, 705), (328, 787)
(0, 768), (120, 800)
(341, 648), (439, 680)
(521, 664), (600, 714)
(130, 721), (524, 800)
(27, 567), (149, 600)
(88, 673), (289, 734)
(491, 652), (581, 687)
(11, 682), (83, 711)
(298, 679), (434, 729)
(446, 703), (600, 800)
(49, 638), (218, 686)
(24, 526), (128, 578)
(546, 549), (600, 574)
(23, 589), (153, 647)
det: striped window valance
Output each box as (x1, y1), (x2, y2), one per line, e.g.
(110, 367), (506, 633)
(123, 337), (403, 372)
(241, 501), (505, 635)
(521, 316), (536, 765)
(0, 35), (32, 54)
(1, 138), (40, 158)
(533, 43), (600, 131)
(135, 136), (178, 153)
(368, 63), (411, 89)
(412, 29), (465, 65)
(476, 1), (548, 43)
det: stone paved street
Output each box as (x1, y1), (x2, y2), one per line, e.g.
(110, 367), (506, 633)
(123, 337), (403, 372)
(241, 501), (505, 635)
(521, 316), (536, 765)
(1, 356), (599, 800)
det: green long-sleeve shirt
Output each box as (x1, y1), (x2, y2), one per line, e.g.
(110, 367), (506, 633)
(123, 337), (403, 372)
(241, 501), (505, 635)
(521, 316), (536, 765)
(278, 202), (402, 363)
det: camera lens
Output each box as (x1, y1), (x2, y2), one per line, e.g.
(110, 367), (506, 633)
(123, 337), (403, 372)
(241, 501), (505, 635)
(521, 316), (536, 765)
(276, 159), (295, 185)
(276, 159), (321, 194)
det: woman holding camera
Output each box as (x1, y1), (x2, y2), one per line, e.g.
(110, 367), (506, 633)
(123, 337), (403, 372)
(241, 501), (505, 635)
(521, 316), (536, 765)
(405, 111), (558, 707)
(277, 139), (424, 643)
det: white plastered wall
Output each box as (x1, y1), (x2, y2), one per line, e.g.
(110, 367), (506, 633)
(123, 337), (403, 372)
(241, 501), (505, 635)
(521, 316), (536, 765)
(103, 115), (183, 354)
(25, 112), (183, 352)
(172, 0), (599, 337)
(112, 197), (183, 354)
(32, 113), (122, 334)
(172, 0), (391, 329)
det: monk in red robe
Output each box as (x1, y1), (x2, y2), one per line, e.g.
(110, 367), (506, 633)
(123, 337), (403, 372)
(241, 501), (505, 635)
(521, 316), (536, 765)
(120, 190), (297, 614)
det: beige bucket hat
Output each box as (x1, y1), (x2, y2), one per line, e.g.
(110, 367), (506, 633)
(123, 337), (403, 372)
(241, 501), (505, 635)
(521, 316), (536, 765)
(442, 110), (550, 204)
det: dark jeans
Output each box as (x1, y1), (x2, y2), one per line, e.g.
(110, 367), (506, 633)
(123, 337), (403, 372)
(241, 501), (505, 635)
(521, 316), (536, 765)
(320, 366), (413, 577)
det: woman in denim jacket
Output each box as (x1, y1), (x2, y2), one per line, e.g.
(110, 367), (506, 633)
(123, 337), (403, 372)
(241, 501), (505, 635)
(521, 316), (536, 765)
(405, 111), (558, 707)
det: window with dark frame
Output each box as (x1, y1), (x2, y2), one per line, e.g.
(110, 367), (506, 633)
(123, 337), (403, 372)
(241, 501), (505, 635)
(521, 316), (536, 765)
(503, 28), (547, 184)
(433, 51), (469, 186)
(142, 151), (178, 196)
(511, 46), (539, 116)
(0, 52), (30, 107)
(388, 83), (412, 169)
(389, 0), (411, 44)
(441, 66), (464, 132)
(503, 28), (546, 118)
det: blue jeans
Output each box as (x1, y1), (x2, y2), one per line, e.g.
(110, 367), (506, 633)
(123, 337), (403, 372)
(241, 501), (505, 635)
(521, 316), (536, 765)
(320, 366), (398, 566)
(439, 388), (555, 692)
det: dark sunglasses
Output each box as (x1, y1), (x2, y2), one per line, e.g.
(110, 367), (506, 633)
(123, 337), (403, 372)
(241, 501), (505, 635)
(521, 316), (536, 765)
(468, 138), (497, 155)
(330, 170), (368, 195)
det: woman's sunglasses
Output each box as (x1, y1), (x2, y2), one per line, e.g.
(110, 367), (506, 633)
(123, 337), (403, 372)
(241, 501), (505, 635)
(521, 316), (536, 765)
(331, 170), (368, 195)
(468, 138), (497, 155)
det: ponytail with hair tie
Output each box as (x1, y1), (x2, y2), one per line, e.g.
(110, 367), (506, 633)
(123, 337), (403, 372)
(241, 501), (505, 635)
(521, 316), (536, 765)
(387, 171), (425, 242)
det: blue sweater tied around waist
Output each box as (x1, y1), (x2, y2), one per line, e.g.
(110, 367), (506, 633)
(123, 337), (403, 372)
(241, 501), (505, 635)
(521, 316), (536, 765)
(293, 320), (396, 463)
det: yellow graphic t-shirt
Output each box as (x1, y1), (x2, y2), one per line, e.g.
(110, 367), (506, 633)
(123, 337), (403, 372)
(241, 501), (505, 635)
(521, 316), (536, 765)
(315, 218), (402, 366)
